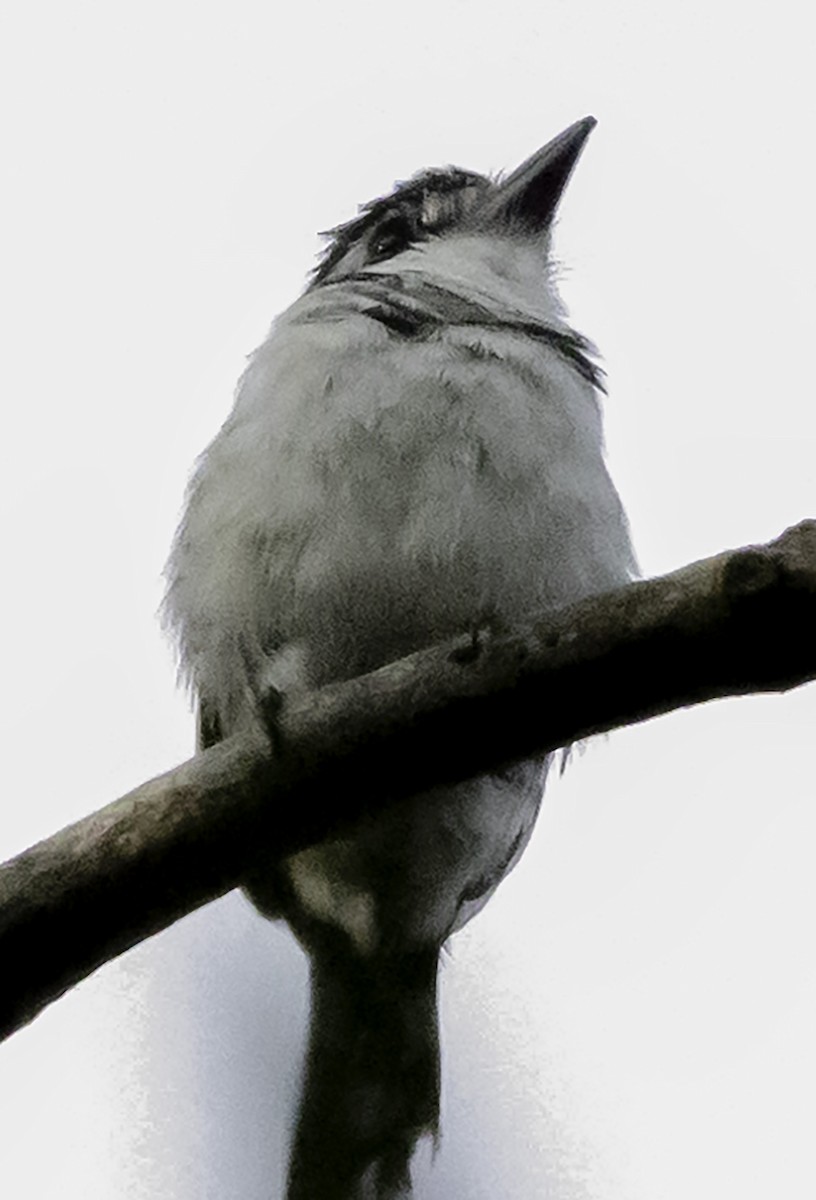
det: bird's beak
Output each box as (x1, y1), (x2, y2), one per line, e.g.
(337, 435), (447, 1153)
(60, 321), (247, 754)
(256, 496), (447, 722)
(477, 116), (596, 234)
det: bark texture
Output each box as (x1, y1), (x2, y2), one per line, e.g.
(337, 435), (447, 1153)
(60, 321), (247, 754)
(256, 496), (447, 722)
(1, 520), (814, 1040)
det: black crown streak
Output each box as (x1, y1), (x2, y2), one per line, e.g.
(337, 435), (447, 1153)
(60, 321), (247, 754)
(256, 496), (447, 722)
(293, 272), (605, 393)
(310, 168), (492, 288)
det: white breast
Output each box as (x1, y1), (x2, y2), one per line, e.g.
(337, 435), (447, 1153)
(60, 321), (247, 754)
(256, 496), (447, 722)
(165, 262), (634, 947)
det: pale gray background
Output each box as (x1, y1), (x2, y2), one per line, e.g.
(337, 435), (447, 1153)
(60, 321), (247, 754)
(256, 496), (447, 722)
(1, 2), (815, 1197)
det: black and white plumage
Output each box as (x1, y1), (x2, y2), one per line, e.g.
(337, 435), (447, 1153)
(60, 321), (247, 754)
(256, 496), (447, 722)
(164, 117), (635, 1199)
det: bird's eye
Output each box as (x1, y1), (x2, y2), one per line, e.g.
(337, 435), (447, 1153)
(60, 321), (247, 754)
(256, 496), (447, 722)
(369, 217), (413, 263)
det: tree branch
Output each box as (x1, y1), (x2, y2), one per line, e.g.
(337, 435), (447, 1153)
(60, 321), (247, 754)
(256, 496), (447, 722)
(2, 520), (815, 1041)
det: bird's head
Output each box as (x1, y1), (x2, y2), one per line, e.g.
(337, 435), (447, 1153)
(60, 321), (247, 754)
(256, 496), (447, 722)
(309, 117), (596, 319)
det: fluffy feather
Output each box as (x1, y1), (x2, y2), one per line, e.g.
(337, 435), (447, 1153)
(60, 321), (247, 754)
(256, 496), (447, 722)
(164, 120), (635, 1198)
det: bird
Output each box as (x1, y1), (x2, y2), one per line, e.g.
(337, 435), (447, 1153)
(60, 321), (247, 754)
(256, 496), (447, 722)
(163, 116), (635, 1200)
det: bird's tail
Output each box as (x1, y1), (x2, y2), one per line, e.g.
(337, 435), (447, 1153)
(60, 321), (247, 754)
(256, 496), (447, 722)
(287, 939), (440, 1200)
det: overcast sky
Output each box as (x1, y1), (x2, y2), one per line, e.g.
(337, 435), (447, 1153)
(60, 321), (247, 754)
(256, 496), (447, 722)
(1, 2), (815, 1198)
